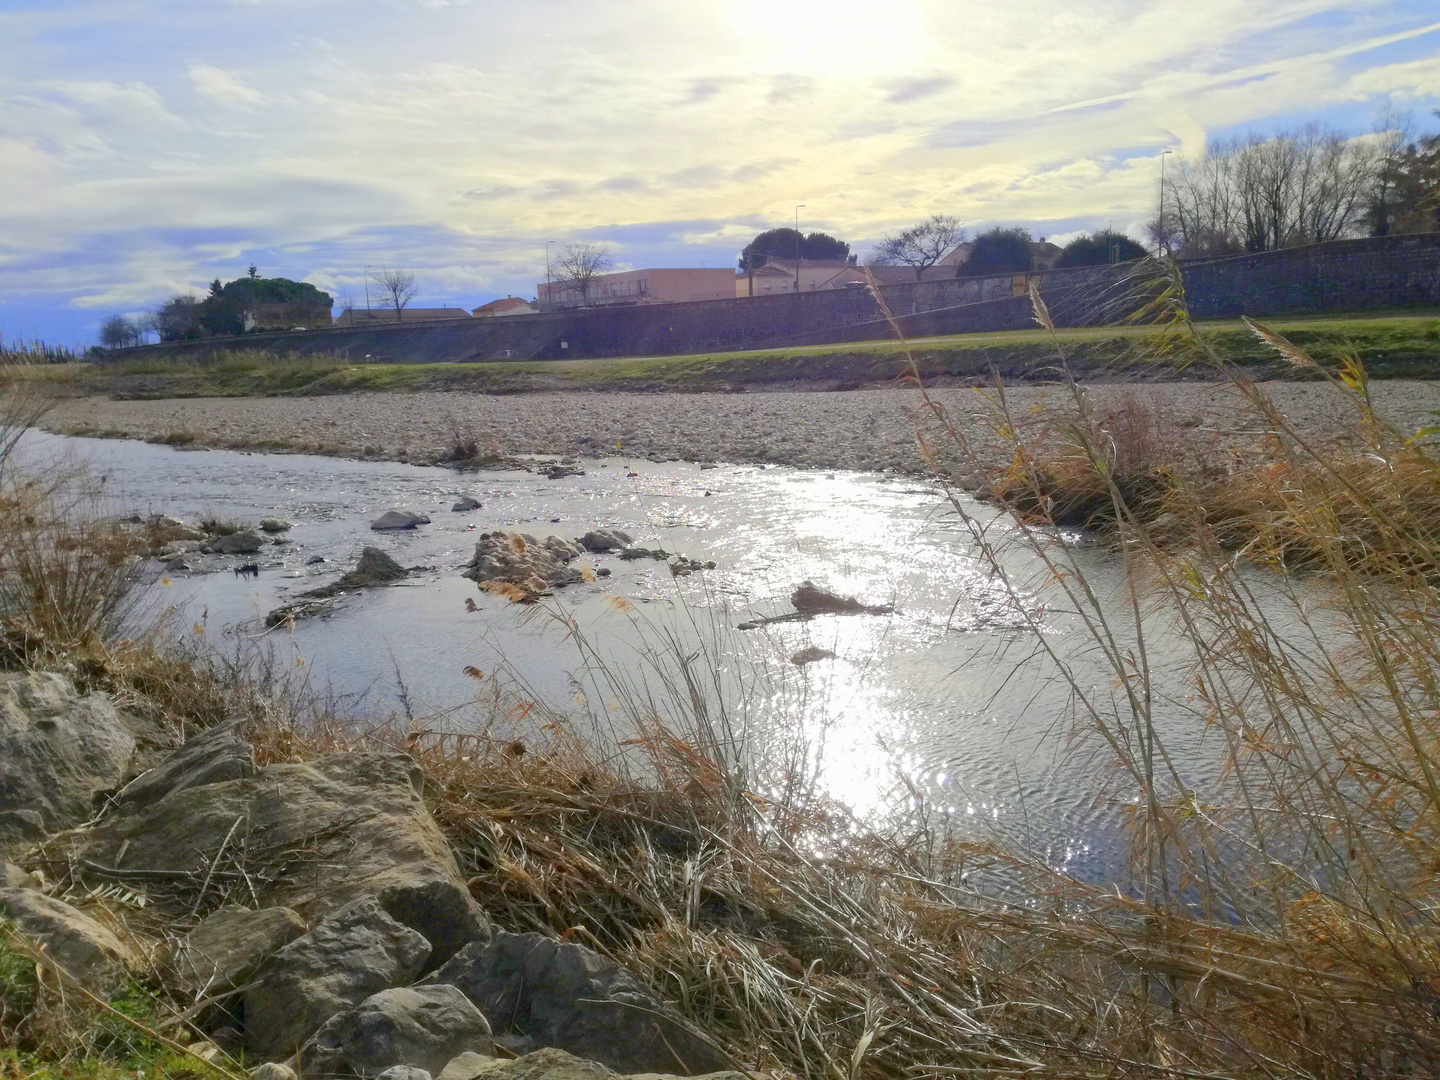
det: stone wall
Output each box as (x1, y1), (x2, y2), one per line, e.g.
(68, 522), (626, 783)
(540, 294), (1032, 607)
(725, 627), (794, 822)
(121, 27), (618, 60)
(112, 234), (1440, 365)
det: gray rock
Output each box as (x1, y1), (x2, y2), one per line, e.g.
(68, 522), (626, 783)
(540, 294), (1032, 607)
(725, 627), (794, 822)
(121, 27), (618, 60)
(372, 511), (432, 531)
(302, 984), (493, 1078)
(113, 720), (256, 814)
(379, 1068), (433, 1080)
(1, 862), (43, 890)
(259, 519), (292, 533)
(425, 933), (729, 1075)
(46, 752), (490, 969)
(789, 647), (837, 667)
(451, 497), (482, 512)
(437, 1048), (744, 1080)
(0, 810), (45, 855)
(170, 905), (306, 997)
(576, 530), (633, 553)
(0, 887), (137, 991)
(336, 548), (409, 588)
(203, 531), (265, 555)
(460, 533), (584, 595)
(0, 671), (137, 832)
(245, 897), (432, 1062)
(248, 1064), (297, 1080)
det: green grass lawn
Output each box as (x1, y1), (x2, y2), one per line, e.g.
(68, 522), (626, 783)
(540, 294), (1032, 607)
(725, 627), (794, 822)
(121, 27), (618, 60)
(24, 311), (1440, 398)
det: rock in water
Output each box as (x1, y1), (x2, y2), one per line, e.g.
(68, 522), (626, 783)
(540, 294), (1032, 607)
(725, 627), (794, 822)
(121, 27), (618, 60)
(301, 984), (493, 1078)
(372, 511), (432, 531)
(259, 519), (292, 533)
(790, 646), (838, 667)
(0, 888), (138, 991)
(245, 897), (433, 1062)
(338, 547), (409, 588)
(168, 904), (307, 997)
(576, 530), (633, 553)
(44, 751), (490, 968)
(202, 531), (265, 554)
(0, 671), (137, 835)
(790, 581), (892, 616)
(460, 533), (584, 596)
(451, 497), (482, 512)
(424, 932), (730, 1075)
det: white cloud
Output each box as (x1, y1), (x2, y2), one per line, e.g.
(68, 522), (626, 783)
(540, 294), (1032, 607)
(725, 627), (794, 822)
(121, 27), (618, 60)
(189, 64), (266, 107)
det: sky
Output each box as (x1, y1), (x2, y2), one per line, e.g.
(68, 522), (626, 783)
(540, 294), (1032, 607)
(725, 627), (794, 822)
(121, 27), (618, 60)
(2, 0), (1439, 348)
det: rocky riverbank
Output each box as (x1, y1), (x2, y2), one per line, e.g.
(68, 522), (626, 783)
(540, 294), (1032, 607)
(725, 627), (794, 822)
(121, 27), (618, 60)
(47, 382), (1440, 475)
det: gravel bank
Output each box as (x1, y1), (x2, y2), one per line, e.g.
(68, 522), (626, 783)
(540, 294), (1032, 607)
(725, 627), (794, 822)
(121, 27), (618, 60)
(45, 382), (1440, 474)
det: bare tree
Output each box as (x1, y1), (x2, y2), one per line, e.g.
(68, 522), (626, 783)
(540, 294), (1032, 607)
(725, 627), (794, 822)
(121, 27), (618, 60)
(871, 214), (964, 280)
(371, 268), (418, 321)
(550, 242), (613, 307)
(98, 315), (140, 350)
(1160, 124), (1379, 255)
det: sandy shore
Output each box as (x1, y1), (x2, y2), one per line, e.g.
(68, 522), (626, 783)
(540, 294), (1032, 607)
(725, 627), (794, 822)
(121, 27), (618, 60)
(44, 381), (1440, 474)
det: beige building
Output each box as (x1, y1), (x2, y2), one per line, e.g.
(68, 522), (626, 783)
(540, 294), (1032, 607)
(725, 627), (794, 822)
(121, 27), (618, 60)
(736, 259), (869, 296)
(538, 268), (734, 310)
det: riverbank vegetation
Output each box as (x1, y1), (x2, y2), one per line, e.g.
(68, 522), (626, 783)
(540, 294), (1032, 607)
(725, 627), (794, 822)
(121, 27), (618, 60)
(20, 311), (1440, 401)
(9, 286), (1440, 1079)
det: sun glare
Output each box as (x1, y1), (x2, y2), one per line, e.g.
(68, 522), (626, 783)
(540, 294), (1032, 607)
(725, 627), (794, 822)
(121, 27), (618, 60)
(721, 0), (929, 75)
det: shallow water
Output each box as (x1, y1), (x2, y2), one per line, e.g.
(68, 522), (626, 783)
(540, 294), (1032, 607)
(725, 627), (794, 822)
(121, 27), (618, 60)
(15, 431), (1243, 882)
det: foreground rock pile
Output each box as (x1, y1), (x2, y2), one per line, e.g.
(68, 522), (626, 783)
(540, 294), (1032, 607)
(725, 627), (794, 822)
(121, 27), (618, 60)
(0, 671), (736, 1080)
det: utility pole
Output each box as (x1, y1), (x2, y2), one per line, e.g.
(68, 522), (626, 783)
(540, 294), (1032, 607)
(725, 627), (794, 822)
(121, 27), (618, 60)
(364, 265), (372, 318)
(545, 241), (555, 310)
(793, 204), (805, 293)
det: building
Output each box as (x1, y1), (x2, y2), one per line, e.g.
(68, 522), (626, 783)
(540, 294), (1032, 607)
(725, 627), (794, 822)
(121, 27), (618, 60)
(241, 302), (332, 331)
(736, 259), (869, 296)
(537, 268), (735, 310)
(473, 296), (536, 317)
(333, 306), (473, 326)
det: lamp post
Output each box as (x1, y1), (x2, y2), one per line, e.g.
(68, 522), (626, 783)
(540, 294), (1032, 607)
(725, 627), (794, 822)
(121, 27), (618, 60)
(1158, 150), (1173, 256)
(544, 241), (555, 309)
(363, 265), (372, 320)
(793, 204), (805, 293)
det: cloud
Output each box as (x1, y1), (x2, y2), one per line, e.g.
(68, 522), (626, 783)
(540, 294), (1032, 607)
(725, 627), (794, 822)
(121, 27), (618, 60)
(188, 64), (266, 107)
(885, 76), (954, 105)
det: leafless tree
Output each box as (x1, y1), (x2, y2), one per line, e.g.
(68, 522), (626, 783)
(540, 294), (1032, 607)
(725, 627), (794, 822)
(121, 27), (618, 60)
(550, 243), (613, 307)
(1159, 124), (1380, 255)
(871, 214), (965, 280)
(371, 268), (418, 320)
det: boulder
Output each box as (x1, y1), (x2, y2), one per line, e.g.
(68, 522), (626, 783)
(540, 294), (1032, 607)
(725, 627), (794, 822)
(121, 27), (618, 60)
(460, 533), (584, 595)
(259, 519), (292, 533)
(336, 548), (409, 589)
(0, 671), (137, 833)
(301, 984), (493, 1078)
(451, 497), (482, 513)
(790, 581), (892, 617)
(1, 862), (42, 890)
(436, 1048), (744, 1080)
(576, 530), (633, 554)
(789, 647), (837, 667)
(203, 531), (265, 555)
(245, 897), (432, 1062)
(0, 810), (45, 855)
(372, 511), (432, 531)
(424, 933), (729, 1075)
(43, 752), (490, 966)
(248, 1063), (297, 1080)
(169, 905), (307, 997)
(0, 888), (138, 991)
(113, 719), (256, 814)
(379, 1069), (433, 1080)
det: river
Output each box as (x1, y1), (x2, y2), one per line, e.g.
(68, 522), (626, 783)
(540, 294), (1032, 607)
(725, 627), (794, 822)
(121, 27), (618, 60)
(17, 430), (1240, 884)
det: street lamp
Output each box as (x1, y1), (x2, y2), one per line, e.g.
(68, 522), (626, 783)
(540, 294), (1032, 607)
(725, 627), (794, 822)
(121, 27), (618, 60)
(793, 204), (806, 293)
(1158, 150), (1173, 256)
(363, 265), (372, 317)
